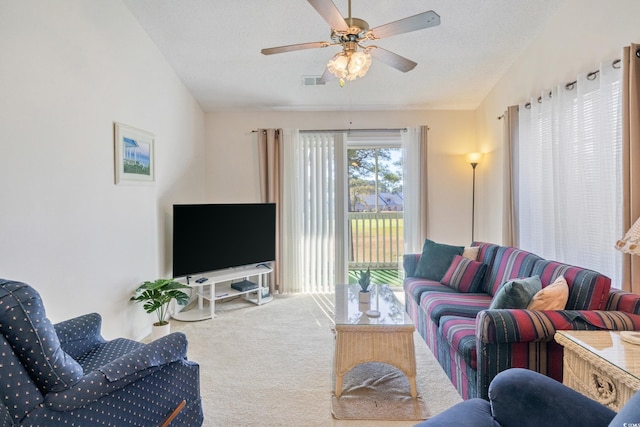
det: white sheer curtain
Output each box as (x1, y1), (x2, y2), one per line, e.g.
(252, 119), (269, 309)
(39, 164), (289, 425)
(402, 126), (428, 254)
(518, 61), (623, 285)
(281, 131), (339, 293)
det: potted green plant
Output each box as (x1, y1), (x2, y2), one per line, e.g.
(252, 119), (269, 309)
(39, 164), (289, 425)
(131, 279), (191, 339)
(357, 268), (371, 304)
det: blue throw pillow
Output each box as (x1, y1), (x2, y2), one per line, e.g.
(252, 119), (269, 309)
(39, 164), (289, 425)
(489, 275), (542, 309)
(414, 239), (465, 281)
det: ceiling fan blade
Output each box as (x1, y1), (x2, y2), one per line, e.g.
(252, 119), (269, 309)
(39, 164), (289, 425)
(307, 0), (349, 31)
(369, 10), (440, 39)
(261, 41), (331, 55)
(369, 47), (417, 73)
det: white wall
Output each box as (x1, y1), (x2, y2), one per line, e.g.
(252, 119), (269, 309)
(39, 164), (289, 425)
(205, 109), (477, 247)
(0, 0), (206, 340)
(475, 0), (640, 245)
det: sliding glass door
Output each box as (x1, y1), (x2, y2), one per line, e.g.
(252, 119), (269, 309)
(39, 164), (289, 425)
(347, 136), (404, 287)
(283, 130), (413, 293)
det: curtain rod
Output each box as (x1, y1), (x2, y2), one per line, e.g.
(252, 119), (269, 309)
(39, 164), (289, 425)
(300, 128), (408, 133)
(523, 58), (621, 110)
(251, 128), (409, 134)
(498, 57), (623, 120)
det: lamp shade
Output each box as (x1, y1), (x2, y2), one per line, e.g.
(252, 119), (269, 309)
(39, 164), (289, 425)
(616, 217), (640, 256)
(466, 152), (483, 165)
(327, 48), (372, 81)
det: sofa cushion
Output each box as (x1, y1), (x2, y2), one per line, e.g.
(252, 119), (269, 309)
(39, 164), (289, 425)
(483, 247), (542, 296)
(441, 255), (487, 293)
(421, 292), (492, 326)
(0, 280), (83, 393)
(439, 316), (477, 370)
(404, 277), (457, 303)
(531, 260), (611, 310)
(527, 275), (569, 310)
(75, 338), (144, 373)
(489, 276), (542, 309)
(414, 239), (465, 281)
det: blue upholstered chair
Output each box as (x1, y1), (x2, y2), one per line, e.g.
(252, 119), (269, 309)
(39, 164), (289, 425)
(415, 367), (640, 427)
(0, 279), (203, 426)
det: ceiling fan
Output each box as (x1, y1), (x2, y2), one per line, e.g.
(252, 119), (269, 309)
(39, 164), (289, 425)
(261, 0), (440, 83)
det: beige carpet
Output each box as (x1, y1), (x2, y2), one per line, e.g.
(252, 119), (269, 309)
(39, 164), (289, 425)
(171, 292), (462, 426)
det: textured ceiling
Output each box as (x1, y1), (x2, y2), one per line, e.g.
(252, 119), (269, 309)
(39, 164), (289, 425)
(122, 0), (564, 112)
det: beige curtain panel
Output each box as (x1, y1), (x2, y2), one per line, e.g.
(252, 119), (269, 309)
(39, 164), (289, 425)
(621, 44), (640, 293)
(257, 128), (283, 293)
(419, 125), (429, 242)
(502, 105), (519, 248)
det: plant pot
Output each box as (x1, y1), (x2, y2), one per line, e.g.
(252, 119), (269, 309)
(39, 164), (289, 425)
(151, 322), (170, 340)
(359, 290), (370, 304)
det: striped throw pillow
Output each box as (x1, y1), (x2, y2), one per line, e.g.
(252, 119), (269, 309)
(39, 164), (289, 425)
(441, 255), (487, 293)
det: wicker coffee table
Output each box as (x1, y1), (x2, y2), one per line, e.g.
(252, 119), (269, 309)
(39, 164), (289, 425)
(333, 284), (417, 398)
(555, 330), (640, 410)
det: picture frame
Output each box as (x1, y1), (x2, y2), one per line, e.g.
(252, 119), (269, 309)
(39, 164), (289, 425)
(114, 122), (155, 185)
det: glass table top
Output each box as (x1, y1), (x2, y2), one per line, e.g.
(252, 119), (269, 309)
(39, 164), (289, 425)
(334, 284), (412, 326)
(557, 330), (640, 382)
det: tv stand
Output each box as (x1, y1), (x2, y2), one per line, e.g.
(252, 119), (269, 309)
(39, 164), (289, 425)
(171, 264), (273, 321)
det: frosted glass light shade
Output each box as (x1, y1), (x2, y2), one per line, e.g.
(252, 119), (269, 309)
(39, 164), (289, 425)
(466, 152), (483, 165)
(327, 49), (372, 81)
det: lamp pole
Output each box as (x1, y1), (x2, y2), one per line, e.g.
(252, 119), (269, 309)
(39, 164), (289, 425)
(470, 162), (478, 242)
(466, 152), (482, 243)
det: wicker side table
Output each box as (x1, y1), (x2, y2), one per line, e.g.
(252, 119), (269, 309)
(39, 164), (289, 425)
(555, 330), (640, 411)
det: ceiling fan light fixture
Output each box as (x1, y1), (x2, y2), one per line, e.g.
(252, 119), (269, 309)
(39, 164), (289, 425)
(327, 52), (349, 78)
(326, 48), (371, 81)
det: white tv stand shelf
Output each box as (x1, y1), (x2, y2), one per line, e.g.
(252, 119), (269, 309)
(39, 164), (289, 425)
(171, 264), (273, 321)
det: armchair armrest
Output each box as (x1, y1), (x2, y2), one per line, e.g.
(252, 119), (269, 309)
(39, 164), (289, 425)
(54, 313), (105, 358)
(44, 332), (189, 411)
(490, 368), (616, 427)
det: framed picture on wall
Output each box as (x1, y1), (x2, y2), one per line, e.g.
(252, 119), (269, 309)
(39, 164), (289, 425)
(114, 122), (155, 185)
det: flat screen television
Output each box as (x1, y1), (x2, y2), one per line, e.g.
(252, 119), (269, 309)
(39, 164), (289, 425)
(172, 203), (276, 278)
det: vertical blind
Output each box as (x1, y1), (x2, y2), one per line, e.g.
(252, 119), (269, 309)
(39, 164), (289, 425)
(518, 61), (623, 286)
(283, 132), (337, 293)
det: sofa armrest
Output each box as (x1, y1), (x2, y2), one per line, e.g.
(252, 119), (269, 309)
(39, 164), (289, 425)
(606, 289), (640, 314)
(474, 309), (640, 399)
(54, 313), (106, 358)
(477, 309), (640, 344)
(44, 332), (189, 411)
(403, 254), (421, 277)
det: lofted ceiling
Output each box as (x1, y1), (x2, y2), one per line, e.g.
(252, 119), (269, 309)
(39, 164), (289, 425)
(122, 0), (564, 112)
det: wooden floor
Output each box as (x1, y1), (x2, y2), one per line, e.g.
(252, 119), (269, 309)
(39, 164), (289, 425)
(348, 269), (403, 287)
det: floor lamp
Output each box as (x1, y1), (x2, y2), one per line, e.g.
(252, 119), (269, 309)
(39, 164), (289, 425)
(466, 153), (483, 242)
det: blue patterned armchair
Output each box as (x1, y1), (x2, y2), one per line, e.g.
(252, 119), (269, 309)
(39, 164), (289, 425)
(0, 279), (203, 426)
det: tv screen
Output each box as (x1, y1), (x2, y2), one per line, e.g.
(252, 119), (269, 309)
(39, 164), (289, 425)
(172, 203), (276, 278)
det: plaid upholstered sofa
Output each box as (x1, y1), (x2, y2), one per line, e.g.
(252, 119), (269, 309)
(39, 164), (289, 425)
(403, 241), (640, 400)
(0, 279), (203, 426)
